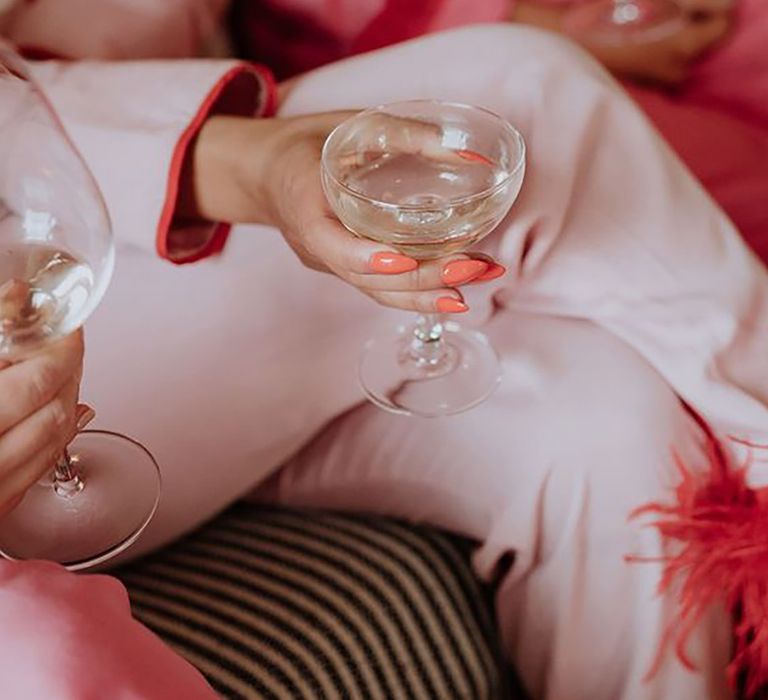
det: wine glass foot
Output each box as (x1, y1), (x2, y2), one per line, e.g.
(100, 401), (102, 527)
(359, 321), (502, 417)
(564, 0), (685, 44)
(0, 430), (161, 570)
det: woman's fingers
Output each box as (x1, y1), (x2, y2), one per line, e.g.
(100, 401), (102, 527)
(677, 13), (731, 57)
(337, 114), (491, 169)
(0, 279), (30, 326)
(365, 288), (469, 314)
(294, 181), (505, 288)
(299, 216), (506, 303)
(0, 387), (92, 518)
(677, 0), (734, 14)
(0, 331), (83, 435)
(651, 57), (690, 86)
(0, 374), (79, 488)
(292, 214), (506, 315)
(347, 255), (505, 292)
(0, 441), (68, 519)
(0, 330), (84, 516)
(296, 212), (412, 277)
(582, 8), (733, 87)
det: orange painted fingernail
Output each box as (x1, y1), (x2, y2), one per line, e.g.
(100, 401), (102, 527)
(369, 252), (419, 274)
(456, 149), (494, 166)
(436, 297), (469, 314)
(75, 404), (96, 431)
(442, 259), (488, 285)
(474, 263), (507, 282)
(66, 404), (96, 444)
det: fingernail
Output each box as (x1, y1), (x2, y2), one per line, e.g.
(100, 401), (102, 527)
(456, 149), (494, 166)
(436, 297), (469, 314)
(474, 263), (507, 282)
(442, 260), (488, 286)
(369, 252), (419, 274)
(75, 404), (96, 431)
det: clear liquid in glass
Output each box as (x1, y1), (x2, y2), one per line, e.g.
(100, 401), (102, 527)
(325, 151), (519, 259)
(0, 243), (93, 354)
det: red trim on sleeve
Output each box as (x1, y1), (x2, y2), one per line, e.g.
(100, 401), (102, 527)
(157, 62), (277, 264)
(257, 64), (279, 119)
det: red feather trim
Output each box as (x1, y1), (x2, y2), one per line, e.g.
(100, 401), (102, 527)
(628, 414), (768, 698)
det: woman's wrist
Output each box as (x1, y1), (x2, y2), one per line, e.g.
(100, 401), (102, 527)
(176, 112), (357, 236)
(178, 115), (287, 228)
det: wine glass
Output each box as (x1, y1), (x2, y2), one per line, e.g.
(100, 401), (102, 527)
(0, 45), (160, 570)
(563, 0), (686, 45)
(321, 100), (525, 417)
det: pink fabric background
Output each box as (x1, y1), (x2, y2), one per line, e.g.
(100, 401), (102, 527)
(0, 0), (764, 696)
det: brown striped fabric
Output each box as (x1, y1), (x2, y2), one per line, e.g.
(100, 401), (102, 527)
(117, 504), (515, 700)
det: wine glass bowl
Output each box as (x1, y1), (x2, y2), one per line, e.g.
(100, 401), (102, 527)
(0, 49), (113, 357)
(322, 101), (525, 260)
(322, 100), (525, 417)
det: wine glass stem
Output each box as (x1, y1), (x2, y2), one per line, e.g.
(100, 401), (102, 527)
(409, 313), (447, 366)
(53, 449), (84, 498)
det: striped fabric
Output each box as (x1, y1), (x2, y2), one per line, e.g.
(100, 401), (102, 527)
(117, 504), (515, 700)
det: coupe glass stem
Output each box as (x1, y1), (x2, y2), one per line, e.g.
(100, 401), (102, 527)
(409, 313), (447, 367)
(53, 448), (84, 498)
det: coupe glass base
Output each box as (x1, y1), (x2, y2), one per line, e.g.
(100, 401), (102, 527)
(0, 430), (161, 570)
(359, 321), (502, 417)
(564, 0), (685, 44)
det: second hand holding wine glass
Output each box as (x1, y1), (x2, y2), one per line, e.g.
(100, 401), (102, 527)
(0, 45), (160, 570)
(322, 100), (526, 418)
(563, 0), (686, 45)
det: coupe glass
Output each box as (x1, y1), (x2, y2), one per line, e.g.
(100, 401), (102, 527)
(564, 0), (686, 44)
(0, 45), (160, 570)
(322, 100), (525, 417)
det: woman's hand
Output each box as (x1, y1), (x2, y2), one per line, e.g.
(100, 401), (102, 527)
(511, 0), (733, 87)
(585, 12), (732, 86)
(0, 328), (89, 519)
(182, 113), (505, 314)
(676, 0), (734, 15)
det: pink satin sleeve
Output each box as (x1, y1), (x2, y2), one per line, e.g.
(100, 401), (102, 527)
(0, 560), (218, 698)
